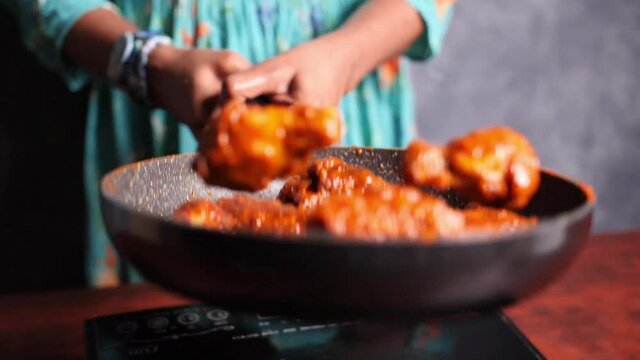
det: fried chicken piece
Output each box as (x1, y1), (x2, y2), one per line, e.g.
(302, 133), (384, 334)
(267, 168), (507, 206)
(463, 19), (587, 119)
(217, 196), (305, 235)
(179, 147), (537, 241)
(174, 196), (305, 236)
(281, 155), (534, 240)
(461, 206), (537, 234)
(309, 186), (465, 242)
(404, 127), (540, 209)
(175, 193), (534, 240)
(194, 99), (342, 191)
(278, 157), (388, 209)
(310, 157), (389, 195)
(277, 175), (321, 210)
(174, 199), (237, 230)
(311, 192), (535, 241)
(279, 157), (464, 241)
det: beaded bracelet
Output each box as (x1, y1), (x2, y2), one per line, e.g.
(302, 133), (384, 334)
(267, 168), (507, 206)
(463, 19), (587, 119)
(107, 31), (172, 105)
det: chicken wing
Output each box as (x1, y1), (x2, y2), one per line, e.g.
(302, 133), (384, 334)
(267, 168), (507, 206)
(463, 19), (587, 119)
(461, 205), (536, 234)
(278, 156), (388, 209)
(404, 127), (540, 209)
(178, 145), (536, 241)
(280, 154), (534, 240)
(310, 186), (466, 242)
(194, 99), (342, 191)
(173, 199), (237, 230)
(174, 196), (305, 236)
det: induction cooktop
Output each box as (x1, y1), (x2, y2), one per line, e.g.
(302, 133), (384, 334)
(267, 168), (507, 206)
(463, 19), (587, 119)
(85, 304), (544, 360)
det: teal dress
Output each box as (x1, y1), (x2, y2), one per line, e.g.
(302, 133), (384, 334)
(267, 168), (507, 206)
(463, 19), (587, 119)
(2, 0), (454, 287)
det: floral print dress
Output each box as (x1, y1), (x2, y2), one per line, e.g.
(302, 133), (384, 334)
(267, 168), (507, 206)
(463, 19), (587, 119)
(2, 0), (455, 287)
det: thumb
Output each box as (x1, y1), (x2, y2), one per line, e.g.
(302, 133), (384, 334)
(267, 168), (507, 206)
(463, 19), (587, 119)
(225, 63), (296, 100)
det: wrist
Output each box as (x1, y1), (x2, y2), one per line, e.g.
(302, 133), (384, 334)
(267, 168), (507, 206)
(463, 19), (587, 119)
(319, 29), (365, 92)
(146, 44), (181, 109)
(106, 31), (172, 105)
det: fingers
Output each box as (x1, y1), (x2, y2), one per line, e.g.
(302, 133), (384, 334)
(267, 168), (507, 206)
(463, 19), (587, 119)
(267, 93), (295, 105)
(193, 51), (252, 125)
(225, 62), (296, 100)
(214, 50), (253, 75)
(191, 63), (227, 124)
(211, 50), (253, 105)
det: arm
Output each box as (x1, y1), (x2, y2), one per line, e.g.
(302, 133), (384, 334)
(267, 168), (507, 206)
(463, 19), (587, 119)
(227, 0), (453, 106)
(328, 0), (426, 92)
(63, 9), (251, 130)
(2, 2), (251, 130)
(0, 0), (110, 90)
(63, 8), (137, 77)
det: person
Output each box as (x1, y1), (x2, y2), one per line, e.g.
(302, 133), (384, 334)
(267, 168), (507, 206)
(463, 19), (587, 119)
(1, 0), (455, 287)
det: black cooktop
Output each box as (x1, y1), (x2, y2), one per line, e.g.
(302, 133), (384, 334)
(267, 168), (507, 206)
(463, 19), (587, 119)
(85, 305), (544, 360)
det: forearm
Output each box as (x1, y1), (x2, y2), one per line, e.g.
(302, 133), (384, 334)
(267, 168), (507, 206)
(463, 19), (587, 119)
(327, 0), (425, 89)
(63, 8), (137, 77)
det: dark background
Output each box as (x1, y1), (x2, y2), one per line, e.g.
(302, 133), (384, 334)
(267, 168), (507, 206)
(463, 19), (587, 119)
(0, 10), (87, 293)
(0, 0), (638, 294)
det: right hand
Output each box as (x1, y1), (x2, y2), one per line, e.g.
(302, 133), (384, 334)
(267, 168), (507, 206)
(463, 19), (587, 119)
(146, 46), (252, 134)
(225, 33), (356, 108)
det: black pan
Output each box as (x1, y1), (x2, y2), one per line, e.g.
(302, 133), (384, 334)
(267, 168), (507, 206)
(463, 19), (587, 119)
(100, 147), (595, 318)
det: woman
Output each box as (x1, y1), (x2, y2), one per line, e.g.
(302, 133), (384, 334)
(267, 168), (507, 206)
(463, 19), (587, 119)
(1, 0), (455, 287)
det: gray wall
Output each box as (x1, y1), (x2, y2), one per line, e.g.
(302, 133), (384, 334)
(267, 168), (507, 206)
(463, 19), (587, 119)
(411, 0), (640, 232)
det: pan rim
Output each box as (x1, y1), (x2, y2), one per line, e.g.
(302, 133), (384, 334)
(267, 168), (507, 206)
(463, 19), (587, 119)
(100, 149), (596, 249)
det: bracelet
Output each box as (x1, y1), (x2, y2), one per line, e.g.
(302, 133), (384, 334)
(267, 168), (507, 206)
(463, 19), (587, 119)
(107, 31), (172, 105)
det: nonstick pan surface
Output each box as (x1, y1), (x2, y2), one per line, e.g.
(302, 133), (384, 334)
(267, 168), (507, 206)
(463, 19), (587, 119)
(101, 147), (594, 318)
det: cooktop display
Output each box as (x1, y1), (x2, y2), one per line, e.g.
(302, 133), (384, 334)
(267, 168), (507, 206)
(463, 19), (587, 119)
(85, 305), (544, 360)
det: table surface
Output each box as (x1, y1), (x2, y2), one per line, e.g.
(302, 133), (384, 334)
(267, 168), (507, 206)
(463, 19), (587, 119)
(0, 231), (638, 360)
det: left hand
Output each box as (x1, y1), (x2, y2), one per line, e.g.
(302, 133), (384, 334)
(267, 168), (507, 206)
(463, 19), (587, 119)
(225, 34), (357, 107)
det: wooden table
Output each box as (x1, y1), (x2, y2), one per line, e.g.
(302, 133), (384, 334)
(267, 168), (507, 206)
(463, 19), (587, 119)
(0, 231), (638, 360)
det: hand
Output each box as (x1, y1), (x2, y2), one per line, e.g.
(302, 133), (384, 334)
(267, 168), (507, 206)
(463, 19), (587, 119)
(225, 34), (357, 107)
(146, 46), (252, 132)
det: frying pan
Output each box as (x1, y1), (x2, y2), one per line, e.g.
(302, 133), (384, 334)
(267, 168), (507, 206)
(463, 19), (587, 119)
(100, 147), (594, 318)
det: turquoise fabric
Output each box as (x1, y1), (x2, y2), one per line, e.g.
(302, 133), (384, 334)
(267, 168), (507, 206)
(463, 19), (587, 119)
(1, 0), (454, 287)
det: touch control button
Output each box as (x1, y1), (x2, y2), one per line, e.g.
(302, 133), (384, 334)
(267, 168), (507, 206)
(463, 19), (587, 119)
(177, 312), (200, 325)
(147, 316), (170, 330)
(207, 309), (229, 321)
(116, 321), (138, 334)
